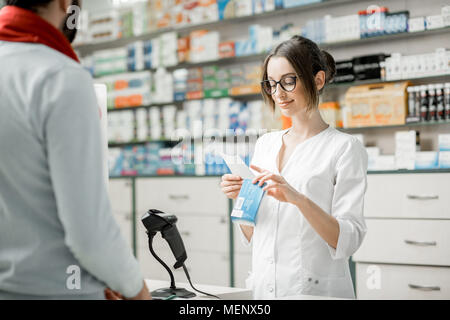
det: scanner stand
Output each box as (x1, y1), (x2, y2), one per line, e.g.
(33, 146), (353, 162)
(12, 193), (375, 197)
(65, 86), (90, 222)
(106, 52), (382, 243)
(147, 231), (196, 299)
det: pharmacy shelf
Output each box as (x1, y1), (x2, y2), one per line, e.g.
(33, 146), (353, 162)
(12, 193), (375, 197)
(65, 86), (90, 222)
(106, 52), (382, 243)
(106, 93), (262, 113)
(103, 71), (450, 113)
(74, 0), (355, 55)
(322, 26), (450, 50)
(108, 169), (450, 179)
(92, 52), (267, 79)
(367, 169), (450, 174)
(108, 121), (450, 148)
(328, 73), (450, 89)
(109, 174), (222, 179)
(91, 27), (450, 78)
(108, 139), (181, 148)
(340, 120), (450, 132)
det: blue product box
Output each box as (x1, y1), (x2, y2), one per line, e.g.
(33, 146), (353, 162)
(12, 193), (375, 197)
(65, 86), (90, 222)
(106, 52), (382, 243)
(414, 152), (439, 169)
(275, 0), (284, 9)
(231, 179), (266, 226)
(174, 92), (186, 101)
(439, 152), (450, 169)
(235, 40), (253, 56)
(217, 0), (234, 20)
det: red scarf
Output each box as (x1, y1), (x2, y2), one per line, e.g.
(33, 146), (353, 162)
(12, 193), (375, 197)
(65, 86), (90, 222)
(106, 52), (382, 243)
(0, 5), (79, 62)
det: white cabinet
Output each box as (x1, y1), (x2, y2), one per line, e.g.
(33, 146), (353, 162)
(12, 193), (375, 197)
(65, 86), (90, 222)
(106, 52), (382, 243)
(364, 173), (450, 219)
(108, 178), (133, 248)
(356, 263), (450, 300)
(135, 177), (232, 287)
(135, 177), (228, 216)
(353, 173), (450, 299)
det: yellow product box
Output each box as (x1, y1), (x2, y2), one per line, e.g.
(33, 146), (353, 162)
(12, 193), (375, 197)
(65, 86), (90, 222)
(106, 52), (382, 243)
(344, 82), (410, 127)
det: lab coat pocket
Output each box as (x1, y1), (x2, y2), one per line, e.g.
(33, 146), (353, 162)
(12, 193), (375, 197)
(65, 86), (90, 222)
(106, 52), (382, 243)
(299, 268), (335, 297)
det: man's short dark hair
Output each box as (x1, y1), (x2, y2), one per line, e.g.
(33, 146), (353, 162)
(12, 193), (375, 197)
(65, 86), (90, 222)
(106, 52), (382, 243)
(6, 0), (54, 12)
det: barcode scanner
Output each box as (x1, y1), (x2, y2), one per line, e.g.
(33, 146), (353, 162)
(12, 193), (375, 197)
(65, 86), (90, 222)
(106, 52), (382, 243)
(141, 209), (220, 299)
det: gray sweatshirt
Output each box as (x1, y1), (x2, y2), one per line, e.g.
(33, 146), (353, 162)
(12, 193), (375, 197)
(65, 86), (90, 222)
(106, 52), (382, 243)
(0, 41), (144, 299)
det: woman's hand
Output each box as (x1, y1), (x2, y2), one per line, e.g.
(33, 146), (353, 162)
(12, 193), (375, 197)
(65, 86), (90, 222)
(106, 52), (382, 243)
(250, 165), (302, 204)
(221, 174), (243, 200)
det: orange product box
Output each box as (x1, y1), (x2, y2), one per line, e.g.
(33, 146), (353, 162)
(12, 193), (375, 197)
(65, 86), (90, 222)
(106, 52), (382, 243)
(186, 91), (204, 100)
(178, 36), (190, 51)
(319, 102), (342, 128)
(219, 41), (235, 58)
(230, 84), (261, 96)
(344, 81), (410, 128)
(114, 80), (128, 91)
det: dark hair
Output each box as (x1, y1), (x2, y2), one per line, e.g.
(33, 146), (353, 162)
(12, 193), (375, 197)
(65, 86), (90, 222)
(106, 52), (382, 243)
(261, 35), (336, 112)
(6, 0), (53, 12)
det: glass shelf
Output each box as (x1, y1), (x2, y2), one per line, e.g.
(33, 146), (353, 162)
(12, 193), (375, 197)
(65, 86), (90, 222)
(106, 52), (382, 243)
(368, 169), (450, 175)
(109, 169), (450, 179)
(339, 121), (450, 132)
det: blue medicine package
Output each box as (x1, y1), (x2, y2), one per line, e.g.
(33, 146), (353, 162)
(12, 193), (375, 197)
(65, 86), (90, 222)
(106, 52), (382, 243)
(231, 179), (266, 226)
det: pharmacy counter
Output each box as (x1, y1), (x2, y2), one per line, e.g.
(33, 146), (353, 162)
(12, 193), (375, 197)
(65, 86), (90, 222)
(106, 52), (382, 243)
(144, 279), (347, 300)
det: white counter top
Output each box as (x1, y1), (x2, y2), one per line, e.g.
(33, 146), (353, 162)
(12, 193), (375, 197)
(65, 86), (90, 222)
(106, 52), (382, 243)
(144, 279), (347, 300)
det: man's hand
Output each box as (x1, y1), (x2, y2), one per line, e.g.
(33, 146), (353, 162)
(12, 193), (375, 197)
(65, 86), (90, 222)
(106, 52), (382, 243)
(105, 281), (152, 300)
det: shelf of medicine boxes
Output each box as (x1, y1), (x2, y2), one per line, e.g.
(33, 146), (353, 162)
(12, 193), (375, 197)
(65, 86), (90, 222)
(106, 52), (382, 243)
(90, 26), (450, 80)
(108, 120), (450, 148)
(103, 72), (450, 114)
(74, 0), (356, 55)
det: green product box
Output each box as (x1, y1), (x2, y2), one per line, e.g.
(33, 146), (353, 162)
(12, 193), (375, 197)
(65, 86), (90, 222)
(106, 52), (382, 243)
(204, 88), (229, 98)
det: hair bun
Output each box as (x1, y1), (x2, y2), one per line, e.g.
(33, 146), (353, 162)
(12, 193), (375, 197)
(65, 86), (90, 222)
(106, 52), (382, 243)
(321, 50), (336, 84)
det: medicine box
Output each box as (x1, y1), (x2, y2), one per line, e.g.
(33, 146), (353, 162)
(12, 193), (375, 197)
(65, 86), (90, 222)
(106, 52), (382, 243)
(438, 134), (450, 151)
(439, 152), (450, 168)
(231, 179), (266, 226)
(344, 82), (410, 127)
(415, 152), (439, 169)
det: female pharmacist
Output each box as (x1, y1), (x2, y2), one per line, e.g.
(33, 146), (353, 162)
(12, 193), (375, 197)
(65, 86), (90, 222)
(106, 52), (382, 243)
(221, 35), (368, 299)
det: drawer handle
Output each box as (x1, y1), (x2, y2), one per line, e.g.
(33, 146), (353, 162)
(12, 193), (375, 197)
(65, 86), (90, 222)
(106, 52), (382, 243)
(404, 240), (437, 246)
(406, 194), (439, 200)
(168, 194), (190, 201)
(408, 284), (441, 292)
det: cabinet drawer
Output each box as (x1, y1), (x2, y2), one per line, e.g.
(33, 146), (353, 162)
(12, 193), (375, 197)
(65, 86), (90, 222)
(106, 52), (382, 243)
(138, 248), (230, 287)
(365, 173), (450, 219)
(356, 263), (450, 300)
(136, 214), (230, 254)
(136, 177), (228, 216)
(353, 219), (450, 266)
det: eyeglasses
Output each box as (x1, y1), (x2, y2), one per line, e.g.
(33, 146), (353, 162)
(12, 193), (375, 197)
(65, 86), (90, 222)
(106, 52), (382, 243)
(261, 76), (298, 95)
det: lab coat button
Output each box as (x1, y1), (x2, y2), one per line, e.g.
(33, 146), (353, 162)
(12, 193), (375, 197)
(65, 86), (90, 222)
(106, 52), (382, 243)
(315, 280), (319, 284)
(268, 258), (274, 264)
(268, 286), (274, 293)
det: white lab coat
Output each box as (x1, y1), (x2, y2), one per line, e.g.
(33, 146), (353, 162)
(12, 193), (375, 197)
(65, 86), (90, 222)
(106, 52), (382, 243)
(240, 126), (368, 299)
